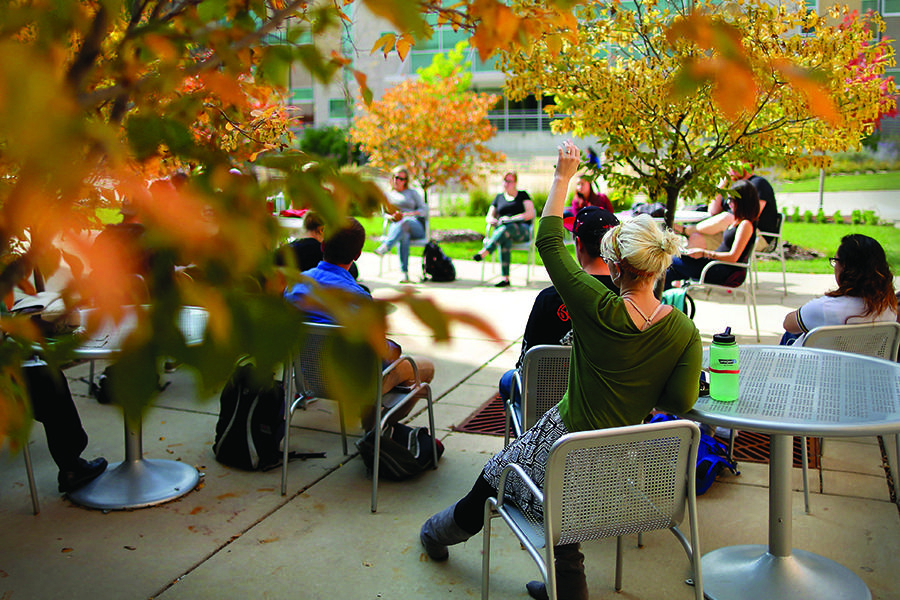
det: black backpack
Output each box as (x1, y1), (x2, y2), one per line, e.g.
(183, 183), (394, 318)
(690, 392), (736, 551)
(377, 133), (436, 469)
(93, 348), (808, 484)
(355, 423), (444, 481)
(213, 363), (285, 471)
(423, 241), (456, 282)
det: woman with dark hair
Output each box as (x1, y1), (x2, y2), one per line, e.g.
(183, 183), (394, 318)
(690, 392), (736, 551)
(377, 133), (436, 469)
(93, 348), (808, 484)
(665, 179), (759, 289)
(563, 176), (613, 217)
(782, 234), (897, 345)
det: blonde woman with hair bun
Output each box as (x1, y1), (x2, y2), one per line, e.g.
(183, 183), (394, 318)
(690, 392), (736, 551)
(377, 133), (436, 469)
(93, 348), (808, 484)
(418, 141), (702, 600)
(600, 213), (682, 279)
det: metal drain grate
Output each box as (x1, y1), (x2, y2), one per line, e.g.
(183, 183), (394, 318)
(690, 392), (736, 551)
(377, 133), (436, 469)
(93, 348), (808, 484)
(454, 394), (821, 469)
(453, 394), (508, 436)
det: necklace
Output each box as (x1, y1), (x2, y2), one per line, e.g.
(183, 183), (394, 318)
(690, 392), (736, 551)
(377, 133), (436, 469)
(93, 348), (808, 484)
(622, 294), (664, 331)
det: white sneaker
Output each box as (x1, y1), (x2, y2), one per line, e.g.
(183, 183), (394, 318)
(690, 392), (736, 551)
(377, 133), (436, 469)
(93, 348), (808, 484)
(374, 245), (389, 256)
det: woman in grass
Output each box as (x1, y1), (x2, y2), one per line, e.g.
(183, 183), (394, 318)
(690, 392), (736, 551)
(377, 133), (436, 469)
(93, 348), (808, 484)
(472, 171), (536, 287)
(782, 233), (897, 345)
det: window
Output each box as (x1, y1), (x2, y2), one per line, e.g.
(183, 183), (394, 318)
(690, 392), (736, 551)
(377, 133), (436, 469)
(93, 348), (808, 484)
(885, 0), (900, 14)
(407, 14), (498, 74)
(478, 88), (560, 132)
(292, 88), (314, 103)
(801, 0), (818, 35)
(329, 98), (350, 120)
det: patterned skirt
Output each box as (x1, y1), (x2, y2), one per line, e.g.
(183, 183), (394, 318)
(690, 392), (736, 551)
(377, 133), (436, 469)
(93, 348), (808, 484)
(482, 406), (571, 522)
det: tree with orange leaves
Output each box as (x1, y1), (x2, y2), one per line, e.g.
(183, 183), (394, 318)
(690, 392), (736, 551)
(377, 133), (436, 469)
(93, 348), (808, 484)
(0, 0), (515, 446)
(350, 42), (505, 205)
(502, 0), (897, 225)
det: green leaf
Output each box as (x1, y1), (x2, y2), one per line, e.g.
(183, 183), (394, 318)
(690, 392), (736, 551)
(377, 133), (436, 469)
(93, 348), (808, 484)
(125, 115), (194, 160)
(196, 0), (227, 23)
(258, 45), (294, 87)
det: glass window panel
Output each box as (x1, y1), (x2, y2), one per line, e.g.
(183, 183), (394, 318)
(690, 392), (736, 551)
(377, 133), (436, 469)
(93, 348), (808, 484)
(329, 98), (349, 119)
(442, 28), (468, 47)
(885, 0), (900, 13)
(473, 54), (500, 71)
(410, 52), (437, 71)
(292, 87), (314, 102)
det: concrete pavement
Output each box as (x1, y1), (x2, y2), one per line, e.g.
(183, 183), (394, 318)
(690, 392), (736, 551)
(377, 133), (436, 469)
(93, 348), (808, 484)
(1, 252), (898, 600)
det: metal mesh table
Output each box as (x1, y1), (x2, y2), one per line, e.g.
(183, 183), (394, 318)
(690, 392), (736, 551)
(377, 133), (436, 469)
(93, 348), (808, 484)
(686, 345), (900, 600)
(67, 306), (208, 510)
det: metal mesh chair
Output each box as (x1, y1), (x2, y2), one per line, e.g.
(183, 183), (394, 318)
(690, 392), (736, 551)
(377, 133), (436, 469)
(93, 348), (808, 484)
(480, 222), (536, 284)
(684, 234), (760, 341)
(503, 345), (571, 447)
(282, 322), (437, 512)
(482, 420), (703, 600)
(797, 322), (900, 511)
(750, 212), (786, 296)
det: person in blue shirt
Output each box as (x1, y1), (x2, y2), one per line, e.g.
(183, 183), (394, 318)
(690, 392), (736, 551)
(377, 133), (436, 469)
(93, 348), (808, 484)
(284, 217), (435, 429)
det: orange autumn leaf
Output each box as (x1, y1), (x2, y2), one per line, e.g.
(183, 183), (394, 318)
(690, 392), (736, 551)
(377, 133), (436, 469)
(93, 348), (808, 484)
(773, 59), (843, 128)
(198, 71), (246, 107)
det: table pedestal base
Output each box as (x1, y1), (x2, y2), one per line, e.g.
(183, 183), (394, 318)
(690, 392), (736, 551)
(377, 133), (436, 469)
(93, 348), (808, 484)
(702, 545), (871, 600)
(67, 458), (200, 510)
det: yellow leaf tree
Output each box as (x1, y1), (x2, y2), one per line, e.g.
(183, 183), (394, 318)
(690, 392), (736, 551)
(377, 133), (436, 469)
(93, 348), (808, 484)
(350, 43), (505, 204)
(502, 0), (897, 223)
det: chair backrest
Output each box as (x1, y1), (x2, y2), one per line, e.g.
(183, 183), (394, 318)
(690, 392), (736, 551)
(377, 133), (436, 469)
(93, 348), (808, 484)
(292, 322), (382, 405)
(799, 322), (900, 361)
(760, 211), (783, 237)
(543, 420), (700, 547)
(521, 345), (571, 430)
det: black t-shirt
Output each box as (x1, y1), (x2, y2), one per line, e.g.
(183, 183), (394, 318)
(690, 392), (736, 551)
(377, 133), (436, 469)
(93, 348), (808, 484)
(276, 238), (359, 279)
(749, 175), (778, 241)
(516, 275), (618, 369)
(491, 190), (533, 222)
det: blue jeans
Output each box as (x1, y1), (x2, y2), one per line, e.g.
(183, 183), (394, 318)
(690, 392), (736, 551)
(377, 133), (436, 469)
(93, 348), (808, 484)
(483, 222), (531, 277)
(383, 217), (425, 273)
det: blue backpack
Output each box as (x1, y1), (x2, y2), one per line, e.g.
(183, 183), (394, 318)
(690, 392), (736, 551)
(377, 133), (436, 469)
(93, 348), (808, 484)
(649, 413), (738, 495)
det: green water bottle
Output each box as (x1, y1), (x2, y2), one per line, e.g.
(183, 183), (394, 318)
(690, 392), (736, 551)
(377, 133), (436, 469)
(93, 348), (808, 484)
(709, 327), (740, 402)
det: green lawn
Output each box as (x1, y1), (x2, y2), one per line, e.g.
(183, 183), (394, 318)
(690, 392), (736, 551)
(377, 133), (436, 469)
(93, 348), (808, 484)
(760, 222), (900, 275)
(778, 171), (900, 193)
(362, 216), (900, 276)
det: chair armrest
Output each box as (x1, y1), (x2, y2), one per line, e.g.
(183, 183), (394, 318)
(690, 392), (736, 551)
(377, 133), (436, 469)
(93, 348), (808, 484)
(383, 354), (421, 385)
(697, 258), (750, 284)
(496, 463), (543, 509)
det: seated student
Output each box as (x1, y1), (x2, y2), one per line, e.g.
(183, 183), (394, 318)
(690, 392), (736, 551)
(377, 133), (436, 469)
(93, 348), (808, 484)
(781, 234), (897, 345)
(563, 176), (613, 218)
(284, 217), (435, 429)
(681, 166), (778, 253)
(666, 179), (758, 289)
(374, 168), (428, 284)
(276, 211), (361, 280)
(499, 207), (620, 410)
(22, 360), (108, 493)
(420, 141), (701, 600)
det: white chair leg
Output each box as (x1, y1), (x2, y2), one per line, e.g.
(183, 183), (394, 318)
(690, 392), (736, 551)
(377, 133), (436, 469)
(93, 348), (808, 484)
(801, 436), (810, 514)
(23, 442), (40, 515)
(894, 434), (900, 503)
